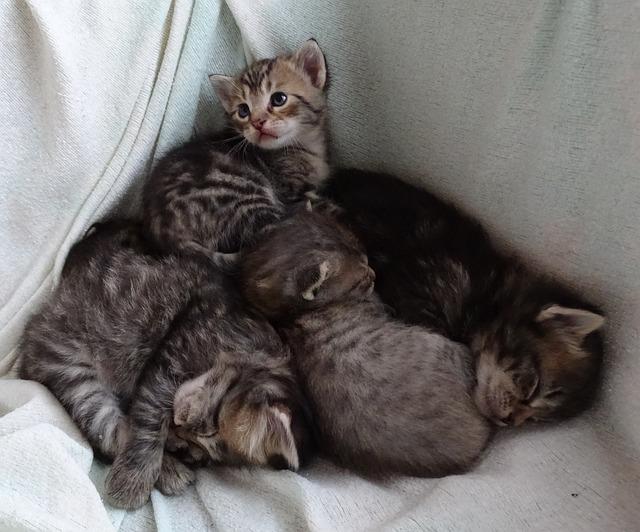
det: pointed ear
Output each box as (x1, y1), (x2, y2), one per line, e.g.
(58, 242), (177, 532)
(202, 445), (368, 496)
(298, 260), (330, 301)
(209, 74), (238, 112)
(536, 305), (605, 339)
(264, 405), (300, 471)
(292, 39), (327, 89)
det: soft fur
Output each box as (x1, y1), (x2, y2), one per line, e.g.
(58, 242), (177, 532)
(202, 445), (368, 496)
(235, 210), (491, 477)
(143, 40), (329, 257)
(18, 221), (309, 509)
(321, 169), (605, 426)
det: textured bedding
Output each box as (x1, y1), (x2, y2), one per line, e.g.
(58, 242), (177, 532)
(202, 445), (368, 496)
(1, 0), (639, 530)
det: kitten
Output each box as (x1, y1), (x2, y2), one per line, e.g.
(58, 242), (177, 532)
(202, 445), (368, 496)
(321, 169), (605, 426)
(178, 209), (491, 477)
(18, 221), (309, 510)
(143, 39), (329, 256)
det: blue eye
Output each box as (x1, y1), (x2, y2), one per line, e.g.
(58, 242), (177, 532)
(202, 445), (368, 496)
(270, 92), (287, 107)
(237, 103), (250, 118)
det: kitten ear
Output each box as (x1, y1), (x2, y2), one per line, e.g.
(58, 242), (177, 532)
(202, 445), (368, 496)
(209, 74), (238, 112)
(263, 405), (300, 471)
(298, 260), (331, 301)
(536, 305), (605, 340)
(227, 403), (300, 470)
(292, 39), (327, 89)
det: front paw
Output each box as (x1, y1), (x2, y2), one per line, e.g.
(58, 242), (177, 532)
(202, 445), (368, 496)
(105, 455), (157, 509)
(155, 453), (195, 495)
(173, 380), (207, 428)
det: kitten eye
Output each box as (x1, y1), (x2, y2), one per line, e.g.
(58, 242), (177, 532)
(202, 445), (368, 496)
(270, 92), (287, 107)
(237, 103), (250, 118)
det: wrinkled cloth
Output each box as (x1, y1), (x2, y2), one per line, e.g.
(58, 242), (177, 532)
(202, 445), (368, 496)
(0, 0), (638, 530)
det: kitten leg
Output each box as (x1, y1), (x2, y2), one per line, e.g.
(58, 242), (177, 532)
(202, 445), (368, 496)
(30, 359), (129, 461)
(155, 453), (195, 496)
(105, 368), (177, 509)
(173, 362), (238, 429)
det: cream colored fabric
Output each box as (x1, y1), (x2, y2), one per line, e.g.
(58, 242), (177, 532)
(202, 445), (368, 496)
(1, 0), (638, 530)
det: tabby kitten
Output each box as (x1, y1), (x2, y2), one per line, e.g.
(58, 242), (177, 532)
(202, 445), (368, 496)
(178, 209), (491, 477)
(18, 221), (309, 509)
(321, 169), (605, 426)
(143, 39), (328, 256)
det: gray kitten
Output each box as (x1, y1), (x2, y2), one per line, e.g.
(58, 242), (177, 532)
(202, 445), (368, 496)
(182, 210), (491, 476)
(18, 221), (309, 509)
(143, 39), (328, 256)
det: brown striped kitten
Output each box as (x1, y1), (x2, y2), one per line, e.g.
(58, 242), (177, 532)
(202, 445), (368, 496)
(143, 39), (328, 257)
(183, 209), (491, 477)
(321, 169), (605, 426)
(18, 221), (309, 510)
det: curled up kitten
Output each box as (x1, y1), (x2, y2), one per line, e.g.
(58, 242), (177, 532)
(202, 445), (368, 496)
(18, 221), (310, 509)
(181, 209), (491, 477)
(321, 169), (605, 426)
(143, 39), (329, 257)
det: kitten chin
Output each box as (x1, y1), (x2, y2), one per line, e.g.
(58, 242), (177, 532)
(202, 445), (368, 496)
(210, 39), (327, 155)
(142, 40), (330, 261)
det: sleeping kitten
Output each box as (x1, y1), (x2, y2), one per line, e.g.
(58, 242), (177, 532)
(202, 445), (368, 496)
(143, 39), (328, 256)
(18, 221), (309, 509)
(179, 210), (491, 477)
(321, 169), (605, 426)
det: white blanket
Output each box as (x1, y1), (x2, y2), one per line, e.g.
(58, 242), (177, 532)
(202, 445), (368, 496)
(1, 0), (639, 530)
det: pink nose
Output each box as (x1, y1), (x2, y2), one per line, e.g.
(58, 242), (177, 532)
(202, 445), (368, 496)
(252, 119), (265, 131)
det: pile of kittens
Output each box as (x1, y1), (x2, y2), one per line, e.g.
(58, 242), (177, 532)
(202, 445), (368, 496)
(18, 40), (605, 510)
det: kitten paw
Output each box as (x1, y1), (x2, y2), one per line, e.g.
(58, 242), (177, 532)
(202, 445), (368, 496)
(105, 455), (156, 509)
(167, 429), (209, 466)
(155, 453), (195, 495)
(173, 383), (206, 428)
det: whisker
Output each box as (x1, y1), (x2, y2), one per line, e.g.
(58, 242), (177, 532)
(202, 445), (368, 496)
(208, 134), (244, 146)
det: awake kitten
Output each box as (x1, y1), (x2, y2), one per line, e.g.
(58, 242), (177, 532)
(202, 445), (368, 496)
(321, 169), (605, 426)
(181, 210), (491, 477)
(18, 221), (309, 509)
(143, 39), (328, 256)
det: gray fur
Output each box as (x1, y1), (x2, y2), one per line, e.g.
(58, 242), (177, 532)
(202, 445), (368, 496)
(143, 41), (329, 257)
(240, 210), (491, 477)
(18, 221), (307, 509)
(288, 297), (491, 476)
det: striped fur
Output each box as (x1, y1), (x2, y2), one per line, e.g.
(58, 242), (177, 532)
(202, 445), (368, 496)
(321, 169), (605, 425)
(143, 40), (328, 257)
(239, 211), (491, 477)
(18, 221), (309, 509)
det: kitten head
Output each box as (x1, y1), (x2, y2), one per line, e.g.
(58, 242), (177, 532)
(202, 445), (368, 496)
(473, 303), (604, 426)
(172, 357), (311, 470)
(240, 208), (375, 320)
(210, 39), (327, 150)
